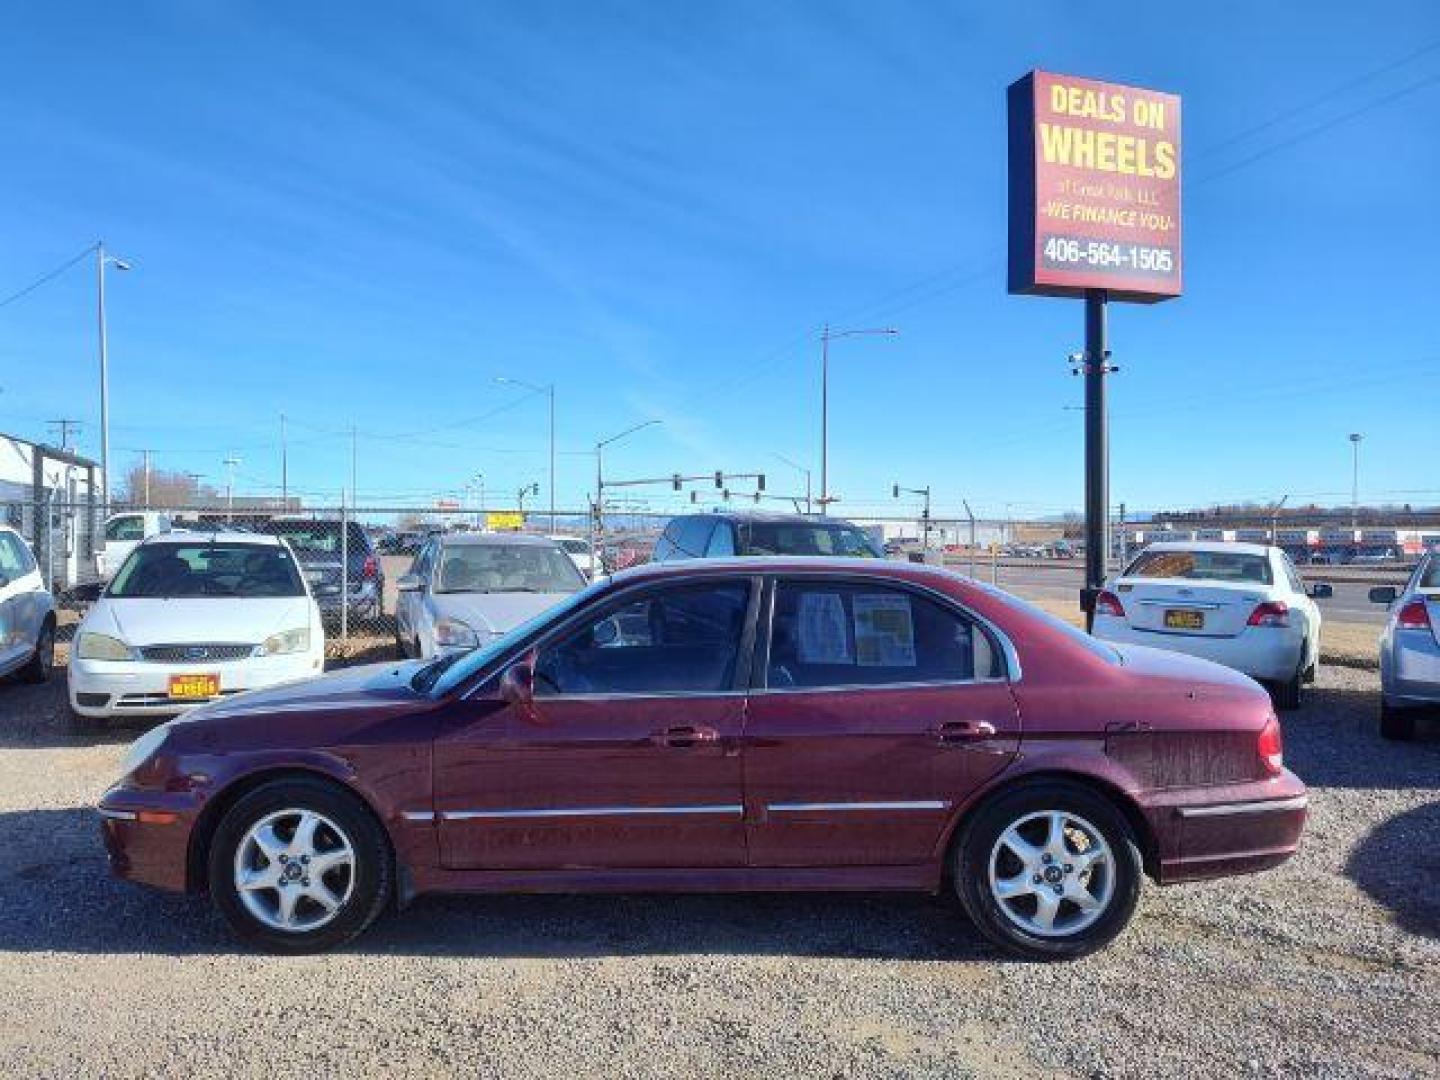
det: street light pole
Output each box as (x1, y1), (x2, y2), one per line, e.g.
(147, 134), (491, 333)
(96, 241), (132, 511)
(773, 454), (812, 514)
(818, 325), (898, 515)
(1349, 433), (1363, 530)
(593, 419), (662, 569)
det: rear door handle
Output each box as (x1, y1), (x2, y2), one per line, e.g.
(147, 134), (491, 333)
(932, 720), (997, 743)
(651, 725), (719, 748)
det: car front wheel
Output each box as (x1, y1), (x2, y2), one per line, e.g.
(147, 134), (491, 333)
(208, 778), (392, 953)
(953, 781), (1142, 960)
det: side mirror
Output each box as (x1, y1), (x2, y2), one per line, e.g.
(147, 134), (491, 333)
(1308, 582), (1333, 599)
(397, 573), (422, 592)
(1369, 586), (1398, 605)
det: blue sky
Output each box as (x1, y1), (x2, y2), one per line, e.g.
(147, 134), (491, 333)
(2, 1), (1437, 519)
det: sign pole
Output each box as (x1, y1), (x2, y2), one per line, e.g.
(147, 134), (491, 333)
(1082, 288), (1109, 630)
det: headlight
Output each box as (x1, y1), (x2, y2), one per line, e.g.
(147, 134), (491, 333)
(119, 723), (172, 779)
(256, 627), (311, 656)
(77, 632), (134, 661)
(434, 617), (479, 649)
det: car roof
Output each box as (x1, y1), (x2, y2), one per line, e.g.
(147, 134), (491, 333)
(674, 511), (859, 525)
(438, 532), (562, 547)
(607, 554), (946, 585)
(1138, 541), (1274, 557)
(139, 529), (284, 547)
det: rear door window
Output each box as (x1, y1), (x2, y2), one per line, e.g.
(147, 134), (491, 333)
(764, 580), (1000, 689)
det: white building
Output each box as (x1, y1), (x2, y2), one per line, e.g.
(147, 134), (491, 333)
(0, 432), (103, 590)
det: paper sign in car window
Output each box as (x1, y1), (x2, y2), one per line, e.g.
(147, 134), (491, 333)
(797, 591), (852, 664)
(854, 593), (917, 667)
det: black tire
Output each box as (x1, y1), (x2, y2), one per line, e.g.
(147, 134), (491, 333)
(1379, 701), (1417, 742)
(952, 780), (1143, 961)
(208, 777), (392, 954)
(18, 619), (55, 684)
(1271, 668), (1303, 712)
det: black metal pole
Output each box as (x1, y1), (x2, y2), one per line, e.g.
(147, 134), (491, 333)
(1082, 289), (1109, 630)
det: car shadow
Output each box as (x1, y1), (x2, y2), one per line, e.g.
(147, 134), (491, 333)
(1344, 801), (1440, 940)
(1279, 680), (1440, 791)
(0, 805), (1003, 962)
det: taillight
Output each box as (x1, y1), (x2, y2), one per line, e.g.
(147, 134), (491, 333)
(1095, 590), (1126, 618)
(1257, 716), (1284, 777)
(362, 555), (378, 580)
(1396, 599), (1432, 631)
(1247, 601), (1290, 628)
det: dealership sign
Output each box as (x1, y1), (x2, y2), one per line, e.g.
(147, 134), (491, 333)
(1008, 71), (1181, 302)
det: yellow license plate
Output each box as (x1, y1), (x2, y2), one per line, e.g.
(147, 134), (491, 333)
(168, 673), (219, 700)
(1164, 609), (1205, 631)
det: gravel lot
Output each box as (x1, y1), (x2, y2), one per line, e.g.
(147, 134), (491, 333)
(0, 659), (1435, 1078)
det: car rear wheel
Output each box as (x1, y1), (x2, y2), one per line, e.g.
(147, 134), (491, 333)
(953, 781), (1142, 960)
(1379, 701), (1417, 742)
(18, 620), (54, 683)
(208, 778), (392, 953)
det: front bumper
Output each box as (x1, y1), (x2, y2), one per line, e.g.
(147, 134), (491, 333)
(68, 651), (323, 718)
(98, 786), (204, 893)
(1144, 769), (1308, 884)
(313, 580), (382, 616)
(1094, 617), (1303, 683)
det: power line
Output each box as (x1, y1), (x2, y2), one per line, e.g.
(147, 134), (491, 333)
(0, 244), (96, 311)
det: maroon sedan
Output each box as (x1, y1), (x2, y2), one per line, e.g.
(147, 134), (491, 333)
(99, 558), (1307, 958)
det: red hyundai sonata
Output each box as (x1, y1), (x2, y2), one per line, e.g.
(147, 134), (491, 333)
(98, 558), (1307, 958)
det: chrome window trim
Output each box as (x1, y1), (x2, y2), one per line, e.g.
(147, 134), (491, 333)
(758, 572), (1023, 687)
(97, 808), (138, 821)
(401, 811), (436, 822)
(1175, 795), (1308, 819)
(441, 804), (743, 821)
(751, 677), (1009, 697)
(768, 800), (948, 813)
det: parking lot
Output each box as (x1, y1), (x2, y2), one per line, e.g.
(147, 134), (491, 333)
(1, 652), (1434, 1078)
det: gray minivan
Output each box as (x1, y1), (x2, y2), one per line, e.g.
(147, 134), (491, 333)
(651, 512), (883, 561)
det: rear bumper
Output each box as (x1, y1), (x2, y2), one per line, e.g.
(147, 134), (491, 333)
(1094, 618), (1302, 682)
(1381, 632), (1440, 707)
(1144, 770), (1308, 884)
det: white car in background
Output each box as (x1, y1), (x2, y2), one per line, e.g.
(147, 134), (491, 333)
(68, 531), (324, 722)
(1091, 542), (1328, 710)
(96, 510), (173, 579)
(0, 525), (56, 685)
(549, 534), (598, 580)
(396, 533), (587, 658)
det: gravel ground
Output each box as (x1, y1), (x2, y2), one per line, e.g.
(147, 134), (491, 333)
(0, 660), (1435, 1078)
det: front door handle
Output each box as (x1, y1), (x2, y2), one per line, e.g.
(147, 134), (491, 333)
(651, 725), (720, 748)
(932, 720), (997, 743)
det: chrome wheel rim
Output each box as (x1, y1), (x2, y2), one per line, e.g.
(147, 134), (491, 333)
(233, 808), (356, 933)
(988, 810), (1114, 938)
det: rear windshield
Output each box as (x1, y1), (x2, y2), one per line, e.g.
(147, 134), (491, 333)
(1124, 549), (1273, 585)
(436, 543), (585, 593)
(108, 543), (304, 598)
(737, 522), (881, 558)
(259, 521), (369, 554)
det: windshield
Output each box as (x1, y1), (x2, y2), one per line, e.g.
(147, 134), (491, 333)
(422, 582), (603, 695)
(738, 522), (881, 558)
(973, 581), (1122, 666)
(108, 542), (305, 598)
(259, 521), (367, 555)
(1124, 548), (1272, 585)
(435, 543), (585, 593)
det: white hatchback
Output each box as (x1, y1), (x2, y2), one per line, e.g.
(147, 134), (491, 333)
(1091, 542), (1326, 709)
(68, 531), (324, 721)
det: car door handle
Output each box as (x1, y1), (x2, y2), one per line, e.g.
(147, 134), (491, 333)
(931, 720), (997, 743)
(650, 725), (720, 748)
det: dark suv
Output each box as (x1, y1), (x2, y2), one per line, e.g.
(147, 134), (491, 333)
(255, 518), (384, 620)
(652, 512), (883, 561)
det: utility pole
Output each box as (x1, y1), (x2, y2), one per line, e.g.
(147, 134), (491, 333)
(142, 450), (152, 506)
(818, 325), (898, 514)
(47, 419), (83, 452)
(1269, 494), (1289, 545)
(1349, 433), (1363, 530)
(223, 456), (241, 522)
(280, 413), (288, 507)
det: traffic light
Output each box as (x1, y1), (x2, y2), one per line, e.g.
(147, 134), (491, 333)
(892, 483), (900, 498)
(757, 473), (766, 491)
(672, 473), (682, 491)
(714, 471), (724, 488)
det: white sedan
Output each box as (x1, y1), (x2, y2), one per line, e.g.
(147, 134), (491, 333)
(1091, 541), (1327, 709)
(68, 531), (325, 722)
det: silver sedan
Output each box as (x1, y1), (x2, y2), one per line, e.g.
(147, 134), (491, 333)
(0, 525), (56, 685)
(1371, 551), (1440, 740)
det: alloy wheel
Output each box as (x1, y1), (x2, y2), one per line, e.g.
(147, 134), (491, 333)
(987, 810), (1114, 938)
(233, 808), (356, 933)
